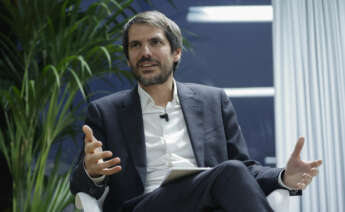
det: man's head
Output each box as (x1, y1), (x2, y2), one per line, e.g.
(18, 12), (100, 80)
(123, 11), (183, 86)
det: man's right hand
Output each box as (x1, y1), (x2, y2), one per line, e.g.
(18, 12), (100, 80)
(83, 125), (122, 178)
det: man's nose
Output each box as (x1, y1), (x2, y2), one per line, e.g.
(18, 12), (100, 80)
(141, 45), (152, 57)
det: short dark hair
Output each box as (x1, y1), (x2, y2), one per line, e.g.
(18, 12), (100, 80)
(122, 11), (183, 72)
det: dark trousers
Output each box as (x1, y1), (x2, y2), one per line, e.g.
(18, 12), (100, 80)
(123, 160), (273, 212)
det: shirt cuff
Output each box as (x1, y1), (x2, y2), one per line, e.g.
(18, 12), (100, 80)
(278, 169), (302, 196)
(83, 160), (106, 186)
(278, 169), (294, 190)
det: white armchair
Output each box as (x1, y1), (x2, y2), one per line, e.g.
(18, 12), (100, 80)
(75, 188), (290, 212)
(75, 186), (109, 212)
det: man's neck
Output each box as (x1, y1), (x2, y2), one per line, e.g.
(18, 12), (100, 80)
(140, 76), (174, 107)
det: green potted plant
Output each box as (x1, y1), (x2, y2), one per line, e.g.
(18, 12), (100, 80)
(0, 0), (138, 211)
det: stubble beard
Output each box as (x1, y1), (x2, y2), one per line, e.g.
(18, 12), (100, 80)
(130, 61), (173, 87)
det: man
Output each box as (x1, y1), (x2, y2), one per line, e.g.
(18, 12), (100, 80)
(70, 11), (322, 212)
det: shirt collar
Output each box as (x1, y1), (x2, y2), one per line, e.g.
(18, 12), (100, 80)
(137, 80), (180, 110)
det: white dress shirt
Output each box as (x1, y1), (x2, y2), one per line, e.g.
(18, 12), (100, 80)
(138, 80), (197, 193)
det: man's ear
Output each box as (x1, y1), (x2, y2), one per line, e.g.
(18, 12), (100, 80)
(173, 48), (182, 62)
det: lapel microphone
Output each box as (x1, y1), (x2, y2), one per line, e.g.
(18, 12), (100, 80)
(159, 113), (169, 122)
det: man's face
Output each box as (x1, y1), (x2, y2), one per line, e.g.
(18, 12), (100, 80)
(127, 24), (181, 87)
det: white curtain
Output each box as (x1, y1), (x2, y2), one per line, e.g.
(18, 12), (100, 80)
(273, 0), (345, 212)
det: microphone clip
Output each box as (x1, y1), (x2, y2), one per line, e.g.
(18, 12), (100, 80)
(159, 113), (169, 122)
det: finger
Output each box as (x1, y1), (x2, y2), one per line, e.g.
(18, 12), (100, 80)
(100, 166), (122, 176)
(297, 182), (306, 190)
(310, 160), (322, 168)
(301, 173), (313, 185)
(291, 137), (305, 159)
(85, 141), (102, 154)
(83, 125), (95, 143)
(310, 168), (319, 177)
(301, 179), (312, 187)
(98, 157), (121, 169)
(91, 151), (113, 162)
(302, 173), (312, 180)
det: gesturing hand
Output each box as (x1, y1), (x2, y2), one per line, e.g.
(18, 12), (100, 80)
(283, 137), (322, 190)
(83, 125), (122, 178)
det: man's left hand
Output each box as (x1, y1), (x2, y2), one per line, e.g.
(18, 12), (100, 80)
(284, 137), (322, 190)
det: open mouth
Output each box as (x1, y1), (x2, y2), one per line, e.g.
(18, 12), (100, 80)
(137, 58), (160, 69)
(138, 61), (159, 68)
(140, 63), (158, 68)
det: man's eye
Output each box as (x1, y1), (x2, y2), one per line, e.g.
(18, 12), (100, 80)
(151, 39), (162, 46)
(130, 42), (140, 48)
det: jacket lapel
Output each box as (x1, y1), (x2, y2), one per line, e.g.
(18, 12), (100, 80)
(177, 82), (205, 167)
(119, 87), (147, 190)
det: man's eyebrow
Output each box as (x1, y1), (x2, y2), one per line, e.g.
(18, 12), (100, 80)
(149, 36), (163, 40)
(129, 36), (164, 44)
(129, 40), (140, 44)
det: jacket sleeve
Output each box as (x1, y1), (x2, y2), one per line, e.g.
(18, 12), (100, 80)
(220, 90), (284, 195)
(70, 102), (108, 199)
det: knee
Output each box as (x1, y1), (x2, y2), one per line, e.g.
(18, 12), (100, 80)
(210, 161), (252, 192)
(220, 160), (246, 170)
(217, 160), (249, 177)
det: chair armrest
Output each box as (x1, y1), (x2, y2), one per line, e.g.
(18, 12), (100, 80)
(75, 192), (102, 212)
(75, 187), (109, 212)
(267, 189), (290, 212)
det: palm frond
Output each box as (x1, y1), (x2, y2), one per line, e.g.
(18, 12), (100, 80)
(0, 0), (178, 211)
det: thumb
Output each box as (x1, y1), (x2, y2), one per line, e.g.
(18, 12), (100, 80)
(83, 125), (95, 143)
(291, 137), (305, 159)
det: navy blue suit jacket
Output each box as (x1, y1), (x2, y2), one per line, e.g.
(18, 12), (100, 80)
(70, 82), (283, 212)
